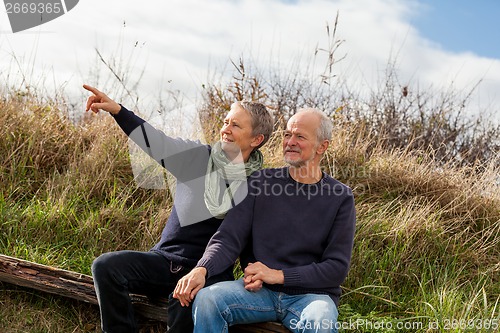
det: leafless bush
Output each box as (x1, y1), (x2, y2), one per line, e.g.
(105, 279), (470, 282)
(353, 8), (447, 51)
(341, 59), (500, 167)
(199, 24), (499, 169)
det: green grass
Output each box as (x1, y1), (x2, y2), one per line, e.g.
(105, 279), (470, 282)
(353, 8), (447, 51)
(1, 87), (499, 332)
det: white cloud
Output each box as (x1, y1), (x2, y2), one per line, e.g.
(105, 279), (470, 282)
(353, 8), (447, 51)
(0, 0), (498, 121)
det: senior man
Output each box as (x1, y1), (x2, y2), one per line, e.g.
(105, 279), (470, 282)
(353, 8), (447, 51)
(174, 108), (356, 333)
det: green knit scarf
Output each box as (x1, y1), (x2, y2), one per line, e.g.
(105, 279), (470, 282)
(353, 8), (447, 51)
(204, 141), (263, 218)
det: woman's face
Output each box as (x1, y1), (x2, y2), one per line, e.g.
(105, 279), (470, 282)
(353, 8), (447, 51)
(220, 103), (260, 161)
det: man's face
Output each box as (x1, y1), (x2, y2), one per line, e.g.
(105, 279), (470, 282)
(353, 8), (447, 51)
(220, 103), (257, 158)
(283, 112), (322, 167)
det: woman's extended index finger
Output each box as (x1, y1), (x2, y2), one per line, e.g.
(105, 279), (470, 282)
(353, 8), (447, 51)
(82, 84), (100, 96)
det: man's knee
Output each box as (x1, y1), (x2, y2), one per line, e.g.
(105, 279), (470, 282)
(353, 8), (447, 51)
(290, 297), (338, 332)
(302, 298), (337, 321)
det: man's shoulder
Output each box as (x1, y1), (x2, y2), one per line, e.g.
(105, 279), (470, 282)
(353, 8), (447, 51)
(321, 173), (351, 189)
(321, 173), (354, 197)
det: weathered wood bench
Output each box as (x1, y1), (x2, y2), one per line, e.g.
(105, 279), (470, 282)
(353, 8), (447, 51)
(0, 254), (288, 332)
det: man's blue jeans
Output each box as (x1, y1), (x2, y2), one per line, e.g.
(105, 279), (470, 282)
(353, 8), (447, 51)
(193, 279), (339, 333)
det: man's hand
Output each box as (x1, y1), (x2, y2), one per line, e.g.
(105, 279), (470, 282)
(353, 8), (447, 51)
(83, 84), (121, 115)
(243, 262), (284, 292)
(173, 267), (207, 307)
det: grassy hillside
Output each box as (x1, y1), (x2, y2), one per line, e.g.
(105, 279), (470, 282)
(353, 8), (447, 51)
(0, 81), (499, 332)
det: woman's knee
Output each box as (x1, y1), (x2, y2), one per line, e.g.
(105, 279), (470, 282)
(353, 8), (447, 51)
(91, 251), (128, 282)
(91, 252), (112, 279)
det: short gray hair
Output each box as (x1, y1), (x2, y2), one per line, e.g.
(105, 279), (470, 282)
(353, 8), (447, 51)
(238, 100), (274, 150)
(296, 108), (333, 142)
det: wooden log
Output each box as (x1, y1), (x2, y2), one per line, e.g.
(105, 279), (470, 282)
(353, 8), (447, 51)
(0, 254), (96, 303)
(231, 322), (290, 333)
(0, 254), (289, 332)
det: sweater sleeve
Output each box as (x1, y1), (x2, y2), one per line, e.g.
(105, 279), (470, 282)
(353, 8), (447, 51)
(112, 105), (209, 179)
(196, 182), (256, 278)
(282, 193), (356, 289)
(112, 105), (146, 135)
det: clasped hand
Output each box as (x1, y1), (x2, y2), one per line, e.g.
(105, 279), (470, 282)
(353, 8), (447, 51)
(173, 262), (284, 306)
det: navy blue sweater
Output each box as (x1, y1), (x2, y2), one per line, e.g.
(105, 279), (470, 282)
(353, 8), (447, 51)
(197, 167), (356, 305)
(112, 106), (232, 278)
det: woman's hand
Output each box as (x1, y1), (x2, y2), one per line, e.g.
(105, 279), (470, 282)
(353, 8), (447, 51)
(83, 84), (121, 115)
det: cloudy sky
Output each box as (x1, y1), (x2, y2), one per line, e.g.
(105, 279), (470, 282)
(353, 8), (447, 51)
(1, 0), (499, 122)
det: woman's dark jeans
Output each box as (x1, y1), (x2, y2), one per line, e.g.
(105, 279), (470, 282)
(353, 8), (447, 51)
(92, 250), (231, 333)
